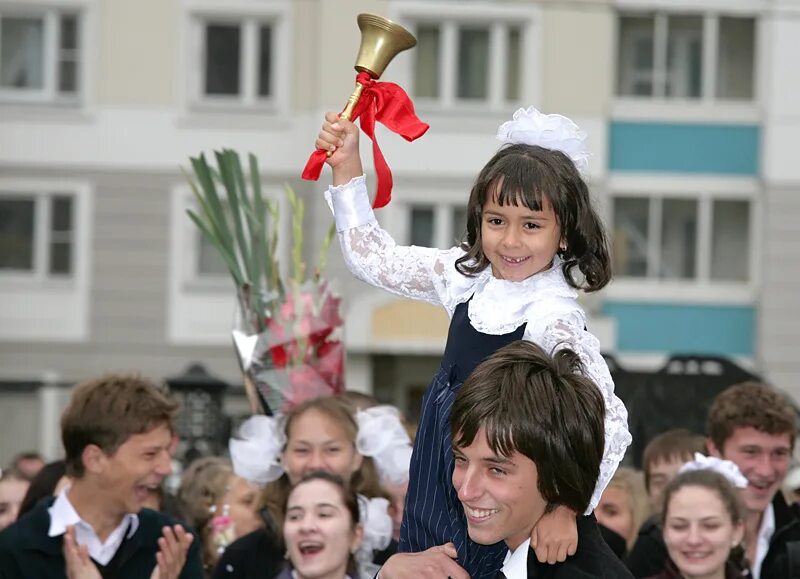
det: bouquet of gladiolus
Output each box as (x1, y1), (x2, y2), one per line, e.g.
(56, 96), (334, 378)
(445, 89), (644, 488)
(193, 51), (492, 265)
(185, 150), (344, 415)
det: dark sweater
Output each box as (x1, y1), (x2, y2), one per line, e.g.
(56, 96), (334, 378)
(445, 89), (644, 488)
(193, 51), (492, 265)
(0, 497), (203, 579)
(522, 515), (634, 579)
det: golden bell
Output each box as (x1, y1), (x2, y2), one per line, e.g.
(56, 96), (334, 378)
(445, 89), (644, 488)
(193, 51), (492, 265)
(340, 14), (417, 120)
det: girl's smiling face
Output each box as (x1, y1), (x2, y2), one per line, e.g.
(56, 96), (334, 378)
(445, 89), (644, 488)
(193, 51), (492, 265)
(663, 485), (744, 579)
(480, 189), (562, 282)
(283, 478), (362, 579)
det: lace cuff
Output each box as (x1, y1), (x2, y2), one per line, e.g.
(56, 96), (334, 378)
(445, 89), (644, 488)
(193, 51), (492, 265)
(324, 174), (374, 232)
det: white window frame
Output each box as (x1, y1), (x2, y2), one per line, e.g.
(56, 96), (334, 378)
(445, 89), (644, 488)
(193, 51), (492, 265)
(605, 174), (760, 304)
(612, 2), (763, 123)
(390, 1), (539, 114)
(0, 186), (81, 282)
(0, 1), (89, 106)
(0, 178), (91, 341)
(168, 183), (290, 344)
(183, 0), (289, 114)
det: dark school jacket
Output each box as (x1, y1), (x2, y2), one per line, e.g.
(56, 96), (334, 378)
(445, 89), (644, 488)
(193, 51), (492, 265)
(0, 497), (203, 579)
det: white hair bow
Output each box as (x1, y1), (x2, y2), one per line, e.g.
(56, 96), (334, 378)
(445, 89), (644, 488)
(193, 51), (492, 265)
(497, 106), (590, 172)
(229, 415), (286, 486)
(678, 453), (749, 489)
(355, 405), (413, 486)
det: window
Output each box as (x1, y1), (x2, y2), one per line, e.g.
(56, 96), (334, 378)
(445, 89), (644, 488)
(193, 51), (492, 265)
(612, 195), (751, 283)
(0, 192), (75, 278)
(0, 8), (81, 104)
(408, 204), (468, 249)
(409, 18), (526, 108)
(617, 13), (755, 101)
(190, 10), (286, 110)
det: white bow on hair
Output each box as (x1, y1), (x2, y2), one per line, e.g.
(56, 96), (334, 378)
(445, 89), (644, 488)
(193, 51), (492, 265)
(229, 415), (286, 486)
(496, 106), (590, 172)
(355, 495), (393, 579)
(678, 453), (749, 489)
(355, 405), (413, 486)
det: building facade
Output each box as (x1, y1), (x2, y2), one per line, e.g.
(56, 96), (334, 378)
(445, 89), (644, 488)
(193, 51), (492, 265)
(1, 0), (798, 462)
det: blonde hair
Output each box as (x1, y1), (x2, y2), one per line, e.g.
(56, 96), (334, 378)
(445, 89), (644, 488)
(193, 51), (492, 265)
(177, 457), (233, 570)
(607, 467), (650, 549)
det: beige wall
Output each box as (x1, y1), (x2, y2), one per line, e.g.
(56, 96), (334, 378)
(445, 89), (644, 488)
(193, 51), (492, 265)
(540, 3), (614, 115)
(317, 0), (390, 109)
(96, 0), (179, 106)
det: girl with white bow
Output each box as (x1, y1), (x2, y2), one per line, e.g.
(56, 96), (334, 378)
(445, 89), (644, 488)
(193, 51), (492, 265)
(216, 396), (412, 579)
(315, 106), (633, 577)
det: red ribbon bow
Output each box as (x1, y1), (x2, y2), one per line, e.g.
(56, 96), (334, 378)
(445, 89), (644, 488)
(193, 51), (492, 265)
(302, 72), (429, 209)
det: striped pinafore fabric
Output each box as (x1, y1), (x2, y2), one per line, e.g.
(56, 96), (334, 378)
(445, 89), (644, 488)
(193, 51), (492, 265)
(399, 298), (526, 579)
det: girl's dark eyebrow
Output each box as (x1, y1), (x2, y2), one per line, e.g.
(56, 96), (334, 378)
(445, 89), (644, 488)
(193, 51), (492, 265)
(483, 209), (550, 220)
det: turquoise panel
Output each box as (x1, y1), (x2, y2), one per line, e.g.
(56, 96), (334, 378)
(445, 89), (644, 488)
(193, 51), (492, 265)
(601, 301), (754, 355)
(609, 122), (760, 175)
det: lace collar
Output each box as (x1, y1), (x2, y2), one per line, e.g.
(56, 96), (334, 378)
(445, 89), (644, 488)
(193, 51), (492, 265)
(464, 257), (578, 335)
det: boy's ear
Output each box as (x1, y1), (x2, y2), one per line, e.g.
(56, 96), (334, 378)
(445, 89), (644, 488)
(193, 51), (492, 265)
(706, 437), (722, 458)
(81, 444), (107, 475)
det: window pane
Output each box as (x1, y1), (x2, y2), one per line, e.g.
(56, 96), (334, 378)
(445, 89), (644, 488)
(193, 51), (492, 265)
(613, 197), (649, 277)
(414, 25), (439, 98)
(717, 18), (755, 100)
(0, 17), (45, 89)
(197, 236), (228, 276)
(58, 60), (77, 93)
(58, 15), (79, 94)
(660, 198), (697, 279)
(711, 200), (749, 281)
(666, 15), (702, 98)
(49, 242), (71, 274)
(452, 207), (467, 243)
(258, 25), (272, 97)
(204, 24), (240, 96)
(51, 196), (72, 232)
(0, 198), (35, 270)
(617, 16), (655, 96)
(410, 207), (434, 247)
(505, 27), (521, 101)
(457, 27), (489, 100)
(60, 15), (78, 50)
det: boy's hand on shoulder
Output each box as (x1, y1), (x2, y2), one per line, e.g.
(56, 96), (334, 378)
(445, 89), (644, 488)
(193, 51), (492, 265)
(531, 505), (578, 564)
(316, 112), (363, 185)
(379, 543), (468, 579)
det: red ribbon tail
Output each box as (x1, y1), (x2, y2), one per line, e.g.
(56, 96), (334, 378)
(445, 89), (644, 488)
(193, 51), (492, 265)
(302, 149), (328, 181)
(371, 138), (393, 209)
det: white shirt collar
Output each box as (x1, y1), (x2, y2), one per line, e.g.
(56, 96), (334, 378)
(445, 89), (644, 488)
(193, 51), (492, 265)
(48, 487), (139, 566)
(751, 502), (775, 579)
(501, 538), (531, 579)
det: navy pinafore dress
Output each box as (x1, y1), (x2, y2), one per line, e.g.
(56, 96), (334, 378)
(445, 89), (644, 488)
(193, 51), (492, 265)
(399, 298), (526, 578)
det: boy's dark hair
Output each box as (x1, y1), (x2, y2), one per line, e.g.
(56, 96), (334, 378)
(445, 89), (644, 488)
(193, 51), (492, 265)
(61, 374), (179, 478)
(642, 429), (706, 491)
(706, 381), (796, 454)
(450, 340), (605, 514)
(455, 143), (612, 292)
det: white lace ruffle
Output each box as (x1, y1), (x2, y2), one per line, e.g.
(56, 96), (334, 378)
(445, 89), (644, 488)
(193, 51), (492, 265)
(356, 406), (413, 485)
(229, 415), (286, 486)
(536, 316), (633, 514)
(326, 176), (632, 515)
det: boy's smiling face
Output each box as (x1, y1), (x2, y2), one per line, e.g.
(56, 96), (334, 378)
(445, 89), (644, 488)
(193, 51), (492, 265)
(452, 427), (547, 550)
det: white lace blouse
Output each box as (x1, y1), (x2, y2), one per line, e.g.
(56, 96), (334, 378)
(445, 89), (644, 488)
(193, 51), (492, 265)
(324, 175), (632, 513)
